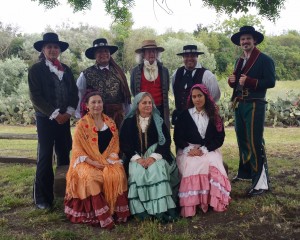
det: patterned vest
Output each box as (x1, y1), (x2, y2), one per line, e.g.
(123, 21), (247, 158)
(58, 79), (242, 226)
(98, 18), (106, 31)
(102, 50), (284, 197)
(84, 65), (124, 104)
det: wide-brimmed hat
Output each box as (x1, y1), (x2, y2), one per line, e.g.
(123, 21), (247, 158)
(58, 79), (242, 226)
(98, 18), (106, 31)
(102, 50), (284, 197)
(33, 32), (69, 52)
(135, 40), (165, 54)
(85, 38), (118, 59)
(177, 45), (204, 56)
(231, 26), (264, 46)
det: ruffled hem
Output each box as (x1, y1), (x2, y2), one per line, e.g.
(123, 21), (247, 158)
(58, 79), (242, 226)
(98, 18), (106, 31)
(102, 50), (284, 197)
(129, 195), (176, 215)
(128, 180), (173, 201)
(64, 192), (130, 229)
(178, 166), (231, 217)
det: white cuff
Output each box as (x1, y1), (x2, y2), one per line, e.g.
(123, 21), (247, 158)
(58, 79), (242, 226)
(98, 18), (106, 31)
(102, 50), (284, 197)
(106, 153), (123, 164)
(130, 154), (141, 162)
(183, 145), (194, 154)
(66, 106), (75, 116)
(200, 146), (209, 154)
(73, 156), (88, 168)
(49, 109), (60, 120)
(149, 153), (162, 161)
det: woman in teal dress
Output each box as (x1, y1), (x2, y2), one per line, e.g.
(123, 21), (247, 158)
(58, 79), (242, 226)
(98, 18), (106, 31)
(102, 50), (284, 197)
(119, 92), (179, 222)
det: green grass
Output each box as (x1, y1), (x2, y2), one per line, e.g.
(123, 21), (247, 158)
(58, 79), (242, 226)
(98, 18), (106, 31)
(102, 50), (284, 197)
(0, 125), (300, 239)
(219, 79), (300, 101)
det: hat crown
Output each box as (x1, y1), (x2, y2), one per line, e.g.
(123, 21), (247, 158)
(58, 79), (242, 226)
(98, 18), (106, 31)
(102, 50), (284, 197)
(239, 26), (256, 33)
(183, 45), (198, 51)
(42, 32), (60, 42)
(141, 40), (158, 49)
(92, 38), (109, 47)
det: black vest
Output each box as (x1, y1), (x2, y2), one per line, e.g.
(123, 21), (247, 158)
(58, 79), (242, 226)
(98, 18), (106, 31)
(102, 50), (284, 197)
(173, 66), (206, 112)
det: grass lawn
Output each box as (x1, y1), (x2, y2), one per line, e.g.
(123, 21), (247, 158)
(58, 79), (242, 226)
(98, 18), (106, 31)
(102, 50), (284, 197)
(0, 125), (299, 239)
(218, 79), (300, 100)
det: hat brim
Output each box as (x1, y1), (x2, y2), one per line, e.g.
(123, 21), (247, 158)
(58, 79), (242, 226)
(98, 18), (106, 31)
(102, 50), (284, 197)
(177, 51), (204, 56)
(231, 31), (264, 46)
(135, 46), (165, 54)
(33, 40), (69, 52)
(85, 46), (118, 59)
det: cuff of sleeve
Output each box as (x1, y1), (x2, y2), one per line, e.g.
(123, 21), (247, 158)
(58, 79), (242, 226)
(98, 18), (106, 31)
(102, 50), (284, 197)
(228, 78), (236, 88)
(244, 76), (258, 89)
(200, 146), (209, 154)
(49, 109), (60, 120)
(73, 156), (87, 168)
(183, 145), (194, 154)
(131, 154), (141, 162)
(149, 153), (162, 161)
(66, 106), (75, 116)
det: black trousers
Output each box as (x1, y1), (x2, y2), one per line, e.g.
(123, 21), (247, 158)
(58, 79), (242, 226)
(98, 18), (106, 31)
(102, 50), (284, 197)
(34, 115), (72, 205)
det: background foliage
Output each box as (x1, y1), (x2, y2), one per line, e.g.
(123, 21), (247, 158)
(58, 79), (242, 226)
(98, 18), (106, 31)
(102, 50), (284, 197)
(0, 15), (299, 126)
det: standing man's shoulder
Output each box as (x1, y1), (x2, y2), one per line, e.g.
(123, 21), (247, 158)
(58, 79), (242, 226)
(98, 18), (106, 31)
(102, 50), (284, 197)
(29, 61), (44, 72)
(260, 52), (275, 63)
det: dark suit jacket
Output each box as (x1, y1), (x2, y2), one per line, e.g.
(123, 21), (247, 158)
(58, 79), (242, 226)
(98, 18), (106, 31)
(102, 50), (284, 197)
(28, 60), (78, 117)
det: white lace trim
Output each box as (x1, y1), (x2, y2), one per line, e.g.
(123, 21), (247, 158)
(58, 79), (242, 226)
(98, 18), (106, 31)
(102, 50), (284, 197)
(210, 178), (230, 197)
(138, 115), (150, 132)
(73, 156), (87, 168)
(178, 179), (230, 198)
(178, 190), (209, 198)
(45, 59), (64, 80)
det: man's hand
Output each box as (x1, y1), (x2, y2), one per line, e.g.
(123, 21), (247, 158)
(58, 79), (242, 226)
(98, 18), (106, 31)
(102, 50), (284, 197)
(228, 74), (236, 83)
(55, 113), (71, 124)
(239, 74), (247, 86)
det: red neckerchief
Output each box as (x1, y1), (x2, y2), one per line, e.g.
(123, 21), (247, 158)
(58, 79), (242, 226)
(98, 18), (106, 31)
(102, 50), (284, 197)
(50, 59), (64, 71)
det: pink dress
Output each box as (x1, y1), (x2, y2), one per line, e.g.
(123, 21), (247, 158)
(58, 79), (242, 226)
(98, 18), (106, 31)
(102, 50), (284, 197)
(174, 108), (231, 217)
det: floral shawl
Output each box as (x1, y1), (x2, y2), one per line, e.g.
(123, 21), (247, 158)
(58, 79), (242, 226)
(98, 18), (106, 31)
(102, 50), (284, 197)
(65, 113), (127, 213)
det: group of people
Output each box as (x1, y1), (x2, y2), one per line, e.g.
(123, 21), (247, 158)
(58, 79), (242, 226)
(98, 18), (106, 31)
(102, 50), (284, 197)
(28, 25), (275, 229)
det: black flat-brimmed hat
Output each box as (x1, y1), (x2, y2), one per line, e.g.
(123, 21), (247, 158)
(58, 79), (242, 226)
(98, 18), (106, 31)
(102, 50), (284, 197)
(85, 38), (118, 59)
(177, 45), (204, 56)
(231, 26), (264, 46)
(135, 40), (165, 54)
(33, 32), (69, 52)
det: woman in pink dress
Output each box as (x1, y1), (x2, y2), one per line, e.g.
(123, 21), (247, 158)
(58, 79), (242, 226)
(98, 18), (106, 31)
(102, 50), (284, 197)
(174, 84), (231, 217)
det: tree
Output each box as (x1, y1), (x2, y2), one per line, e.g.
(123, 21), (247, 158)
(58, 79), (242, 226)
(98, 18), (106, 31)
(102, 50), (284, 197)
(0, 57), (28, 96)
(32, 0), (285, 22)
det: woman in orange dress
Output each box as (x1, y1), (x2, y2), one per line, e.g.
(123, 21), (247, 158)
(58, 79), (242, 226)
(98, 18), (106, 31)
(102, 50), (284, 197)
(64, 90), (130, 229)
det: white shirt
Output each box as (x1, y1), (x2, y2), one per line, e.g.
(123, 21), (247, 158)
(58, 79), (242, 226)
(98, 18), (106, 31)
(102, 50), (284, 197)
(171, 62), (221, 102)
(130, 115), (162, 162)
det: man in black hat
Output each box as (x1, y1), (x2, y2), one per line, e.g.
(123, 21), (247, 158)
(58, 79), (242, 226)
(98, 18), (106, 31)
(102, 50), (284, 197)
(28, 32), (78, 209)
(76, 38), (131, 129)
(228, 26), (276, 197)
(171, 45), (220, 125)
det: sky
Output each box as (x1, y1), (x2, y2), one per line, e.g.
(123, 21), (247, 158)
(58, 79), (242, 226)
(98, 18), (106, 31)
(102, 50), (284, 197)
(0, 0), (300, 35)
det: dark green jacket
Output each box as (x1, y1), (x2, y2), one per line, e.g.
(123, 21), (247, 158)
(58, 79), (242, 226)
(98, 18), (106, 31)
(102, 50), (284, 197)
(229, 48), (276, 100)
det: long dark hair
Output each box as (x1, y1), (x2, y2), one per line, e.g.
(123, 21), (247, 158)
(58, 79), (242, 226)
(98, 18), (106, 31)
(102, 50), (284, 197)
(187, 84), (223, 132)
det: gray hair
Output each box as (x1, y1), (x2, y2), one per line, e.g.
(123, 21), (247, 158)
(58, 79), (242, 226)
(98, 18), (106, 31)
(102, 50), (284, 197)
(135, 51), (162, 64)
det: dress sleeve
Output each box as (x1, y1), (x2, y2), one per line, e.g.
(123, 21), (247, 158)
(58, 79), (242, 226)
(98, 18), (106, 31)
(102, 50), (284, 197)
(205, 121), (225, 152)
(173, 113), (189, 150)
(155, 122), (173, 163)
